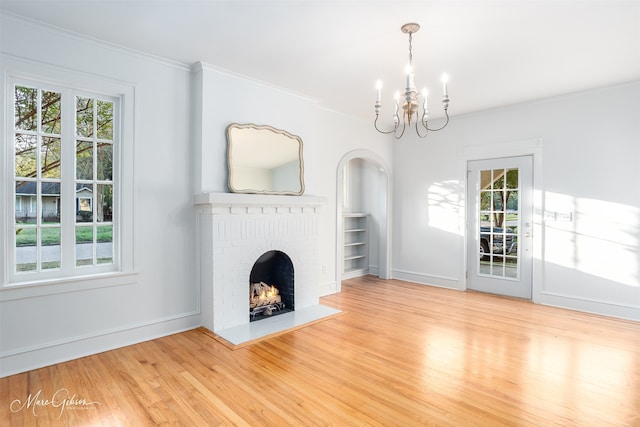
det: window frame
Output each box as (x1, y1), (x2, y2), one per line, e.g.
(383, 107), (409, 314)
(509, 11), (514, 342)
(1, 55), (135, 293)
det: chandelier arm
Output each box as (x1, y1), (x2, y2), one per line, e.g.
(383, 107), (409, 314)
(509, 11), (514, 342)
(394, 114), (407, 139)
(374, 115), (398, 134)
(415, 116), (429, 138)
(424, 109), (450, 132)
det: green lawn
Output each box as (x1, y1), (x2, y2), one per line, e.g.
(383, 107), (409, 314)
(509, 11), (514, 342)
(15, 225), (112, 246)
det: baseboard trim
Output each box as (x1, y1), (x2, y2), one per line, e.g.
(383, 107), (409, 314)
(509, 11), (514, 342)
(0, 312), (201, 378)
(319, 280), (337, 297)
(392, 269), (462, 290)
(537, 291), (640, 322)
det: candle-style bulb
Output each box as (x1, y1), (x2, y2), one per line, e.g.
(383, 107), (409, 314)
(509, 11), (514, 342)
(441, 73), (449, 97)
(405, 64), (413, 89)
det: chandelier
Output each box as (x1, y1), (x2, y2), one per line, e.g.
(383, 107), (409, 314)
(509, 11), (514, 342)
(374, 23), (450, 139)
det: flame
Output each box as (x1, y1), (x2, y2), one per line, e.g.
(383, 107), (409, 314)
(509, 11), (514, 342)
(257, 285), (277, 301)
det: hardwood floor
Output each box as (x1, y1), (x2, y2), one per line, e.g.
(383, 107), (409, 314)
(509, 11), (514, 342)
(2, 276), (639, 426)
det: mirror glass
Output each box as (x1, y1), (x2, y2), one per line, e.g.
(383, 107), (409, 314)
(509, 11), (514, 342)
(226, 123), (304, 195)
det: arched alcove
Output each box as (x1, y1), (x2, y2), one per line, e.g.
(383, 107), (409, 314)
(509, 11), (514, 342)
(336, 150), (392, 291)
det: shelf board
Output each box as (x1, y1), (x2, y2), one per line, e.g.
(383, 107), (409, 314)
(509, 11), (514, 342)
(344, 255), (366, 261)
(344, 242), (366, 247)
(343, 213), (368, 218)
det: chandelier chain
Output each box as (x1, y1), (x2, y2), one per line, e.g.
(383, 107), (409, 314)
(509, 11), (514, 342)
(408, 32), (413, 66)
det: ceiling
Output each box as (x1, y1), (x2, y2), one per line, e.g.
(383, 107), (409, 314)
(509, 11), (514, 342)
(2, 1), (639, 123)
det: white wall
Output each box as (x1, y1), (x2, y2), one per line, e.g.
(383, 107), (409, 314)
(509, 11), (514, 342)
(0, 14), (199, 377)
(393, 81), (640, 321)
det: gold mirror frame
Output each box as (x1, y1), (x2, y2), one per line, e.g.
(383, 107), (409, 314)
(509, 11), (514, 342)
(226, 123), (305, 195)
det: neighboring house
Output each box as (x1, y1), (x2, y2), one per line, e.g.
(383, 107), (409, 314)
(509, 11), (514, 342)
(15, 182), (99, 222)
(15, 181), (60, 222)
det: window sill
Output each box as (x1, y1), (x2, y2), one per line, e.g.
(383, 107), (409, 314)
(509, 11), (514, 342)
(0, 271), (139, 301)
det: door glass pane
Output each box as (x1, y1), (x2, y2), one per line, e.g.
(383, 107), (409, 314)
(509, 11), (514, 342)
(492, 191), (503, 210)
(480, 170), (491, 190)
(479, 168), (519, 280)
(506, 169), (518, 189)
(492, 169), (504, 189)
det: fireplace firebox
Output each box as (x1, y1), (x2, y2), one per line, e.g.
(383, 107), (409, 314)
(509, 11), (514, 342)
(249, 250), (294, 321)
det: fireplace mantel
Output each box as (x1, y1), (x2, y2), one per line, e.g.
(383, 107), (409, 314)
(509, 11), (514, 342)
(194, 192), (326, 209)
(195, 192), (327, 333)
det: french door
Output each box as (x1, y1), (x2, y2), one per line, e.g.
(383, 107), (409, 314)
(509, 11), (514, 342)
(467, 156), (533, 299)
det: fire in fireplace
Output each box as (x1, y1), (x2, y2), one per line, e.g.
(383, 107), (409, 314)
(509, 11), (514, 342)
(249, 250), (294, 321)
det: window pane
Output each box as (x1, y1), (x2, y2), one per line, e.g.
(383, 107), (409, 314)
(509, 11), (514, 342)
(42, 91), (61, 134)
(76, 183), (93, 222)
(97, 143), (113, 181)
(76, 97), (93, 137)
(15, 86), (37, 131)
(76, 226), (94, 266)
(41, 184), (61, 223)
(15, 134), (37, 178)
(16, 228), (37, 272)
(42, 137), (61, 178)
(97, 184), (113, 222)
(16, 225), (36, 247)
(97, 225), (113, 264)
(15, 181), (34, 224)
(76, 141), (93, 180)
(42, 227), (61, 270)
(97, 100), (113, 140)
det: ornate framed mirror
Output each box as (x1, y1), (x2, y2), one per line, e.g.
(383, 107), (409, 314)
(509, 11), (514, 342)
(226, 123), (305, 195)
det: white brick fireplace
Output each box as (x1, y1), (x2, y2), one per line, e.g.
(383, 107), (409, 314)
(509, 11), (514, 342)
(194, 192), (327, 334)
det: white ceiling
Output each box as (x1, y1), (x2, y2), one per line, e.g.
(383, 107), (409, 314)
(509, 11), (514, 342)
(2, 1), (639, 123)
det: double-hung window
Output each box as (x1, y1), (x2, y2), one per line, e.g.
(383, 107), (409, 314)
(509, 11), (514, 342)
(8, 75), (123, 283)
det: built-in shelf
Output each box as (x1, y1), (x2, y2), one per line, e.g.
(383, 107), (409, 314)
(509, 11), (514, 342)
(343, 213), (369, 279)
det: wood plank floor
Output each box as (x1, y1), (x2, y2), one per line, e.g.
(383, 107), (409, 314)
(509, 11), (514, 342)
(2, 276), (639, 426)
